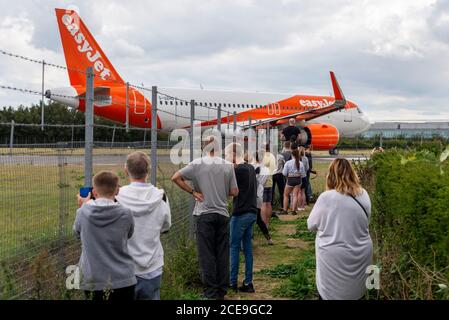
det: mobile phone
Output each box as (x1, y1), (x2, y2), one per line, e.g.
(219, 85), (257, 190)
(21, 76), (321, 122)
(79, 187), (93, 199)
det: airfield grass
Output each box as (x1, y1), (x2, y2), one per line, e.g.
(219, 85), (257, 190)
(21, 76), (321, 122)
(0, 159), (181, 259)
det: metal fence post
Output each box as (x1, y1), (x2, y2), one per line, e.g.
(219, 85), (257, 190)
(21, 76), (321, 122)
(9, 120), (14, 156)
(150, 86), (158, 186)
(188, 99), (195, 238)
(71, 125), (74, 148)
(217, 104), (222, 133)
(126, 82), (130, 133)
(84, 67), (94, 187)
(41, 60), (45, 131)
(57, 145), (67, 269)
(233, 111), (237, 131)
(111, 125), (116, 148)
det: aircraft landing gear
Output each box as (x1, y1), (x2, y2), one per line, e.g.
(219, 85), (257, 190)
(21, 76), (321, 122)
(329, 148), (339, 155)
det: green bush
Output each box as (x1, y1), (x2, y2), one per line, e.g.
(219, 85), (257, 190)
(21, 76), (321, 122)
(357, 148), (449, 299)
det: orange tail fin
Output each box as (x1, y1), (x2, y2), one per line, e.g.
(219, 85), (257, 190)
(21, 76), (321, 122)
(55, 8), (123, 86)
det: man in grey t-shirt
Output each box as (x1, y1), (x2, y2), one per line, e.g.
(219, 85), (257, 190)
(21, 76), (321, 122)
(171, 136), (239, 299)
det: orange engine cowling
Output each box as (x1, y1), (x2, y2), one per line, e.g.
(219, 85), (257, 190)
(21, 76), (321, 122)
(299, 123), (339, 150)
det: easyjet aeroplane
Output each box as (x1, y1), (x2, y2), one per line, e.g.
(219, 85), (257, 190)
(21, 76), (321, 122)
(46, 8), (371, 153)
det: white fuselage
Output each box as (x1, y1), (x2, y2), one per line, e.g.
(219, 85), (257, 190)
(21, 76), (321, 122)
(153, 87), (371, 137)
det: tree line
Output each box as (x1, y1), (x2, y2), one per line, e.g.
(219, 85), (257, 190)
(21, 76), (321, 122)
(0, 102), (159, 145)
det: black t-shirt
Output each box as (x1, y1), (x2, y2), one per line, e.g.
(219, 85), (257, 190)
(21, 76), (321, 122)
(306, 153), (313, 171)
(282, 126), (300, 142)
(232, 163), (258, 215)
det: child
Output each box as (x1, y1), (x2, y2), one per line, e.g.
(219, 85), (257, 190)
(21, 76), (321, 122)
(116, 151), (171, 300)
(74, 171), (136, 300)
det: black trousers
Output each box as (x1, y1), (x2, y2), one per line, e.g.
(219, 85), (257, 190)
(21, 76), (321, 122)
(272, 173), (286, 206)
(84, 285), (135, 301)
(256, 208), (270, 240)
(195, 213), (230, 299)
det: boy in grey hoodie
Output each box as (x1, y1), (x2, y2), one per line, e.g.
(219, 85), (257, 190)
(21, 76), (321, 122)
(75, 171), (136, 300)
(116, 151), (171, 300)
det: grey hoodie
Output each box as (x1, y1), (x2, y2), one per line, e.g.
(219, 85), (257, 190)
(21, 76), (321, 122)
(73, 199), (137, 291)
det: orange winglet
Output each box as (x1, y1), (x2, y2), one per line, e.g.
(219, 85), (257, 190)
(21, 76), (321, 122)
(330, 71), (345, 102)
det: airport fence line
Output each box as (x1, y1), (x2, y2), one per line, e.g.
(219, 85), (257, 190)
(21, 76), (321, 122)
(0, 141), (192, 299)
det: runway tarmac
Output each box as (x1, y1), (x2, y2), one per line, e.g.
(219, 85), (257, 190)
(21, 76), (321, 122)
(0, 153), (369, 166)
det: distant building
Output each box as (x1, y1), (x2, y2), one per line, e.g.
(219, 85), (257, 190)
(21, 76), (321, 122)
(361, 121), (449, 139)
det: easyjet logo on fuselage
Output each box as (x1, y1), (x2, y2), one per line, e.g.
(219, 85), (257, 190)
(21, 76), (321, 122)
(61, 13), (112, 81)
(299, 99), (333, 108)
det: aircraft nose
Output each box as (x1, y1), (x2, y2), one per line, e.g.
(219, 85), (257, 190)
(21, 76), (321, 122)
(361, 113), (371, 130)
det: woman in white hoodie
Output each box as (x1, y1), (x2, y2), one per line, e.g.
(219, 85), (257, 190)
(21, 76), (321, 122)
(116, 151), (171, 300)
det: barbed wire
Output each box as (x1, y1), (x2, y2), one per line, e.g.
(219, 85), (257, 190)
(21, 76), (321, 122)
(0, 49), (128, 87)
(1, 49), (239, 128)
(0, 84), (78, 100)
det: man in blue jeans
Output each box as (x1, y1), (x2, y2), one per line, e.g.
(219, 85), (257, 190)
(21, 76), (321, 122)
(226, 143), (258, 293)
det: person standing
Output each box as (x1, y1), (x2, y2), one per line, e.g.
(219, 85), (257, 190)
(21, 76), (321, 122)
(261, 145), (276, 226)
(226, 143), (258, 293)
(116, 151), (171, 300)
(75, 171), (136, 301)
(307, 158), (372, 300)
(282, 149), (305, 215)
(281, 118), (300, 142)
(305, 146), (314, 204)
(249, 152), (274, 245)
(171, 136), (239, 300)
(272, 141), (292, 207)
(298, 147), (309, 211)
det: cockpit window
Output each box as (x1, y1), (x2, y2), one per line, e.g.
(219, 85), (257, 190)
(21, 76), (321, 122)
(357, 107), (363, 114)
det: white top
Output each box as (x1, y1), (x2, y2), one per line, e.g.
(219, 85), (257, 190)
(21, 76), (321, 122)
(282, 158), (305, 177)
(301, 156), (309, 177)
(116, 182), (171, 276)
(307, 189), (373, 300)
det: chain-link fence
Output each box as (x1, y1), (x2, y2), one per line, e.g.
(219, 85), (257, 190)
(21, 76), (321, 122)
(0, 141), (191, 299)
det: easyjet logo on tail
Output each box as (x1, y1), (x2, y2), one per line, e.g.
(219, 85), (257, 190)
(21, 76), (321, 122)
(61, 13), (112, 80)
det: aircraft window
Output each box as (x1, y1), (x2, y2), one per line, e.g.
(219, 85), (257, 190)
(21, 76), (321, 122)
(233, 104), (235, 108)
(357, 107), (363, 114)
(175, 101), (178, 106)
(170, 101), (173, 105)
(199, 102), (202, 106)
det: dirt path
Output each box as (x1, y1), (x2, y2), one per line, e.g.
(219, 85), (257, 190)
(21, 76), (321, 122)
(227, 209), (312, 300)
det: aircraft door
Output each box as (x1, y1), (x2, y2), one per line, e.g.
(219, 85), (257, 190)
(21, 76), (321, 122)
(132, 89), (147, 115)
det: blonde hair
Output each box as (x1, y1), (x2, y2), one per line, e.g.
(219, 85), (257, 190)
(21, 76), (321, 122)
(326, 158), (362, 197)
(298, 146), (305, 158)
(126, 151), (150, 179)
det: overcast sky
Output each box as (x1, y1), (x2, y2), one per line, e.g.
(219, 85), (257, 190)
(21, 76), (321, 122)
(1, 0), (449, 121)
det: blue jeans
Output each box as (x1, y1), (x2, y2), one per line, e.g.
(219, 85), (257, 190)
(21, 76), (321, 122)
(135, 275), (162, 300)
(230, 213), (257, 286)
